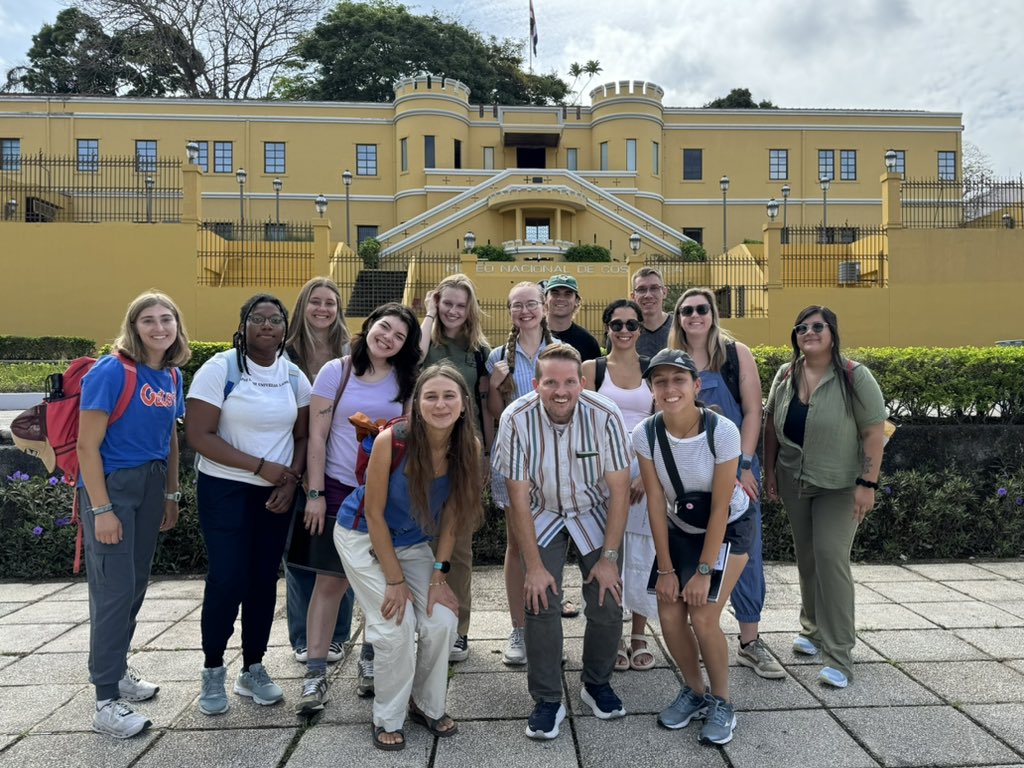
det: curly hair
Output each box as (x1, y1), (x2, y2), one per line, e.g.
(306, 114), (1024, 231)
(285, 277), (350, 379)
(234, 294), (289, 374)
(349, 303), (422, 404)
(667, 287), (735, 371)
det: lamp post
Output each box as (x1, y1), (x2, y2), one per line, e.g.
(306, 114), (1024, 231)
(145, 175), (154, 223)
(342, 169), (353, 247)
(236, 168), (247, 224)
(185, 141), (199, 166)
(719, 175), (729, 255)
(314, 194), (327, 219)
(629, 231), (641, 257)
(767, 198), (779, 221)
(4, 198), (16, 220)
(820, 174), (831, 232)
(1004, 213), (1015, 229)
(885, 149), (897, 173)
(273, 177), (282, 225)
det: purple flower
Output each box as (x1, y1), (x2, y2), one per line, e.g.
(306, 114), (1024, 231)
(55, 517), (71, 527)
(7, 470), (29, 482)
(1016, 497), (1024, 507)
(883, 486), (893, 496)
(32, 526), (43, 536)
(998, 488), (1008, 497)
(48, 476), (59, 486)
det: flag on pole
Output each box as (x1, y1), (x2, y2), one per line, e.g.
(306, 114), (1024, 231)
(529, 0), (538, 56)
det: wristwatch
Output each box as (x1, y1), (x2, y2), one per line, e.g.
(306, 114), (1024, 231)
(739, 454), (753, 471)
(307, 489), (324, 500)
(696, 562), (712, 576)
(601, 549), (619, 562)
(433, 561), (451, 573)
(164, 491), (181, 503)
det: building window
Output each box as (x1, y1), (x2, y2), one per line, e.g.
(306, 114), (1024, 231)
(1, 138), (20, 171)
(264, 142), (285, 174)
(566, 147), (577, 171)
(682, 149), (703, 181)
(938, 151), (956, 181)
(77, 139), (99, 172)
(400, 138), (408, 172)
(682, 227), (703, 245)
(135, 140), (157, 173)
(769, 149), (788, 180)
(356, 225), (379, 245)
(213, 142), (233, 174)
(599, 142), (608, 171)
(454, 139), (462, 170)
(356, 144), (377, 176)
(525, 217), (550, 241)
(818, 149), (834, 181)
(189, 140), (209, 172)
(625, 139), (637, 172)
(891, 149), (906, 175)
(483, 146), (495, 170)
(424, 136), (435, 169)
(840, 149), (857, 181)
(652, 141), (660, 176)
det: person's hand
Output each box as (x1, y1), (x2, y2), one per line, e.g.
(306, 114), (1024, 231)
(94, 510), (122, 545)
(382, 581), (413, 625)
(585, 556), (622, 608)
(682, 572), (711, 607)
(265, 483), (296, 514)
(739, 468), (760, 502)
(764, 469), (778, 502)
(523, 564), (558, 614)
(425, 291), (439, 318)
(491, 359), (510, 388)
(427, 581), (459, 617)
(853, 485), (876, 523)
(304, 496), (327, 535)
(628, 475), (646, 505)
(655, 571), (679, 604)
(160, 500), (179, 532)
(259, 460), (298, 486)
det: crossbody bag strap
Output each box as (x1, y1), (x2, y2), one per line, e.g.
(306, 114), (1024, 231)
(653, 413), (688, 499)
(331, 355), (353, 422)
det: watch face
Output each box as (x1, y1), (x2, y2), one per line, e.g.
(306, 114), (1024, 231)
(307, 489), (321, 500)
(740, 459), (752, 470)
(697, 563), (712, 576)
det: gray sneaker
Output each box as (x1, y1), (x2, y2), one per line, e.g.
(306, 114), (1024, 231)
(737, 637), (786, 679)
(92, 700), (151, 739)
(234, 663), (283, 705)
(699, 693), (737, 745)
(502, 626), (526, 666)
(295, 671), (329, 715)
(657, 686), (708, 730)
(357, 645), (375, 698)
(199, 666), (229, 715)
(118, 664), (159, 702)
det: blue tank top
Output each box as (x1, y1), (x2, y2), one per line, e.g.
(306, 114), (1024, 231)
(697, 369), (761, 480)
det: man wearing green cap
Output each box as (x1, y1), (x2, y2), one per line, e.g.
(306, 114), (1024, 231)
(543, 275), (601, 362)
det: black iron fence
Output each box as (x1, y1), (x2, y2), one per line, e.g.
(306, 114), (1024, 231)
(780, 226), (888, 287)
(644, 254), (769, 318)
(197, 222), (316, 287)
(0, 154), (182, 223)
(901, 176), (1024, 229)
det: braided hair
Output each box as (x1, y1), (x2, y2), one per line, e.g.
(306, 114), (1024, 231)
(234, 293), (290, 375)
(497, 283), (554, 408)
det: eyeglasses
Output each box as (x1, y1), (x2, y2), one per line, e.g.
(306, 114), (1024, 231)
(679, 304), (711, 317)
(632, 285), (665, 295)
(247, 314), (286, 327)
(608, 319), (640, 332)
(509, 300), (542, 313)
(795, 321), (828, 335)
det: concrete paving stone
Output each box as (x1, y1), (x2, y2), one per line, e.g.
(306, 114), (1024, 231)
(901, 661), (1024, 704)
(286, 722), (434, 768)
(943, 580), (1024, 602)
(747, 606), (803, 633)
(764, 581), (804, 605)
(134, 598), (203, 624)
(0, 731), (156, 768)
(172, 686), (301, 730)
(855, 583), (898, 604)
(859, 629), (990, 662)
(763, 563), (801, 584)
(856, 602), (940, 630)
(0, 583), (69, 602)
(863, 580), (969, 603)
(468, 568), (507, 592)
(728, 665), (823, 712)
(0, 601), (90, 625)
(0, 735), (14, 752)
(0, 684), (85, 734)
(759, 632), (883, 666)
(30, 679), (198, 734)
(145, 619), (232, 651)
(0, 622), (76, 654)
(991, 602), (1024, 620)
(562, 633), (672, 674)
(0, 604), (27, 618)
(955, 627), (1024, 659)
(47, 582), (89, 600)
(39, 621), (172, 654)
(435, 719), (580, 768)
(975, 561), (1024, 579)
(575, 714), (729, 768)
(902, 601), (1024, 629)
(260, 644), (317, 680)
(834, 704), (1021, 767)
(905, 563), (1004, 581)
(850, 564), (926, 582)
(721, 709), (878, 768)
(306, 677), (375, 725)
(447, 639), (527, 674)
(446, 669), (539, 720)
(791, 662), (941, 706)
(143, 578), (207, 600)
(0, 652), (91, 685)
(0, 655), (16, 672)
(964, 703), (1024, 753)
(134, 726), (297, 768)
(120, 648), (239, 683)
(468, 588), (513, 611)
(574, 666), (680, 716)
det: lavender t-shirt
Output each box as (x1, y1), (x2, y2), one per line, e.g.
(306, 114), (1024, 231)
(312, 358), (402, 486)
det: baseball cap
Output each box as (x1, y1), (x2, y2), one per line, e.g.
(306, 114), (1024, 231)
(642, 349), (698, 379)
(543, 274), (580, 295)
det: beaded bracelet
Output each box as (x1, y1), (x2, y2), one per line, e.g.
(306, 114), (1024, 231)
(429, 581), (447, 588)
(656, 567), (676, 576)
(253, 457), (266, 476)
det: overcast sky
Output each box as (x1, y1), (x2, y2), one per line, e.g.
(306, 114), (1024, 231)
(1, 0), (1021, 174)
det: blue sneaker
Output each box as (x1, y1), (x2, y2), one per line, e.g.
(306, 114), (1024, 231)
(792, 636), (819, 656)
(199, 666), (229, 715)
(580, 682), (626, 719)
(818, 666), (849, 688)
(658, 686), (708, 730)
(699, 693), (736, 745)
(526, 700), (566, 740)
(234, 663), (284, 705)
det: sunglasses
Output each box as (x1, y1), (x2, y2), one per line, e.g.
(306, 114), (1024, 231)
(608, 319), (640, 332)
(679, 304), (711, 317)
(795, 321), (828, 335)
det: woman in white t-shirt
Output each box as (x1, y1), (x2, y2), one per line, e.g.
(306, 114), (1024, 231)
(185, 294), (311, 717)
(632, 349), (751, 747)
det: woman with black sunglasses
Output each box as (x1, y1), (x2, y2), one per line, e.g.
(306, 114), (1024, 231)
(582, 299), (657, 673)
(763, 306), (887, 689)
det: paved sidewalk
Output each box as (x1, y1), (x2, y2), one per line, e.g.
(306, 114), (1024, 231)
(4, 563), (1024, 767)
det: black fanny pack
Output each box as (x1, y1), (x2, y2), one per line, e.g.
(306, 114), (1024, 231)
(646, 410), (720, 529)
(674, 491), (713, 528)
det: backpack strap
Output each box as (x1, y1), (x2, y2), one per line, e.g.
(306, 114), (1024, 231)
(219, 350), (243, 399)
(638, 355), (651, 376)
(721, 341), (742, 407)
(649, 413), (688, 500)
(110, 353), (138, 424)
(594, 356), (607, 391)
(702, 407), (718, 459)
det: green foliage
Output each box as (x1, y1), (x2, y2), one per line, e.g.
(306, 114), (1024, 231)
(0, 363), (67, 393)
(680, 240), (708, 263)
(0, 335), (95, 360)
(703, 87), (777, 109)
(0, 471), (79, 579)
(359, 237), (382, 269)
(469, 244), (513, 261)
(563, 244), (611, 262)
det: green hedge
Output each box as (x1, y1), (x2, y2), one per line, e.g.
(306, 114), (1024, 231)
(0, 335), (95, 360)
(470, 244), (514, 262)
(564, 244), (611, 262)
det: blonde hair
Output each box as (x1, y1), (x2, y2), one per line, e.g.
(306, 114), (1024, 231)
(285, 277), (350, 379)
(667, 287), (734, 371)
(113, 290), (191, 368)
(429, 273), (489, 351)
(497, 282), (553, 408)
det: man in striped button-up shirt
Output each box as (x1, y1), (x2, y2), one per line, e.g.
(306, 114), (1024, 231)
(494, 345), (633, 739)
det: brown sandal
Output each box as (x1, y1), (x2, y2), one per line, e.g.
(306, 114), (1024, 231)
(372, 725), (405, 751)
(409, 702), (458, 737)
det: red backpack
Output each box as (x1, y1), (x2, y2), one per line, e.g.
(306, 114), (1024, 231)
(349, 414), (409, 529)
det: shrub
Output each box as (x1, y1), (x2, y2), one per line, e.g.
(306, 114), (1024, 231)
(564, 244), (611, 262)
(0, 335), (95, 360)
(358, 237), (382, 269)
(680, 240), (708, 262)
(470, 244), (515, 262)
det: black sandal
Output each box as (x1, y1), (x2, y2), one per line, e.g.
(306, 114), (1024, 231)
(409, 702), (458, 737)
(372, 725), (406, 751)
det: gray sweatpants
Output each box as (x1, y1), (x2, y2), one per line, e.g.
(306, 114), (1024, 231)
(80, 461), (167, 701)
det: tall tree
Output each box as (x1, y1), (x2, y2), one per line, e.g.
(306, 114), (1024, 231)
(703, 87), (776, 109)
(276, 0), (568, 105)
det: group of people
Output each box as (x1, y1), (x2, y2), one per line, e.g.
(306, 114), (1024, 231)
(74, 267), (886, 749)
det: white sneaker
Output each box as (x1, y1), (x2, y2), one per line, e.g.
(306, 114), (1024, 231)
(293, 646), (308, 663)
(326, 642), (345, 664)
(92, 700), (152, 739)
(503, 627), (526, 666)
(118, 664), (159, 702)
(450, 634), (470, 663)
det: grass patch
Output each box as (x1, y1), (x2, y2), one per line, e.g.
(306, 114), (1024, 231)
(0, 362), (65, 393)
